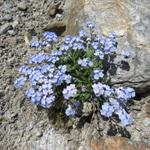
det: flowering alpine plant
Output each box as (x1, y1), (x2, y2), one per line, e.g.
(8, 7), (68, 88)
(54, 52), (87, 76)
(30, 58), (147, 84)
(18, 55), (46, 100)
(14, 22), (135, 127)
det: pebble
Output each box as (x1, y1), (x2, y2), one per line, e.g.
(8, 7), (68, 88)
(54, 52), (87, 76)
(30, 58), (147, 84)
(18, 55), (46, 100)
(12, 20), (19, 29)
(2, 14), (13, 21)
(0, 23), (12, 35)
(17, 2), (27, 11)
(143, 118), (150, 127)
(0, 0), (3, 6)
(35, 130), (43, 138)
(56, 13), (64, 21)
(8, 30), (16, 36)
(0, 90), (4, 97)
(130, 105), (142, 111)
(83, 102), (92, 113)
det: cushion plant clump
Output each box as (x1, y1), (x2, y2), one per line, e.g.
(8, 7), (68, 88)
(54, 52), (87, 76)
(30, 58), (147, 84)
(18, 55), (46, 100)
(14, 22), (135, 127)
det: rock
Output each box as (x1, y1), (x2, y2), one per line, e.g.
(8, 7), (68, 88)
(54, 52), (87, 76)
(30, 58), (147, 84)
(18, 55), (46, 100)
(48, 1), (61, 17)
(82, 102), (92, 114)
(44, 20), (66, 36)
(56, 13), (64, 21)
(2, 14), (13, 21)
(0, 0), (3, 6)
(12, 20), (19, 29)
(0, 23), (12, 35)
(24, 32), (32, 45)
(0, 90), (4, 97)
(130, 105), (141, 111)
(32, 128), (69, 150)
(5, 112), (18, 124)
(146, 103), (150, 117)
(4, 37), (17, 46)
(17, 2), (27, 11)
(8, 30), (16, 36)
(64, 0), (150, 94)
(143, 118), (150, 127)
(90, 137), (150, 150)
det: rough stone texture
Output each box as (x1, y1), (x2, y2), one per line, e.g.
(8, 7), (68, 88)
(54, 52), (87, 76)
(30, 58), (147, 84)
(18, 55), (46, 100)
(91, 136), (150, 150)
(0, 23), (12, 35)
(64, 0), (150, 94)
(0, 0), (150, 150)
(17, 2), (27, 11)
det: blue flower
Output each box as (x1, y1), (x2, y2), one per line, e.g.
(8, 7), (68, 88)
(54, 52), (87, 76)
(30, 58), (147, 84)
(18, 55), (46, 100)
(25, 87), (36, 98)
(29, 70), (43, 85)
(78, 58), (93, 67)
(51, 50), (62, 56)
(124, 87), (135, 99)
(40, 64), (53, 74)
(58, 65), (67, 73)
(91, 42), (99, 49)
(59, 44), (70, 53)
(43, 32), (57, 42)
(103, 85), (113, 97)
(116, 109), (132, 126)
(101, 102), (114, 117)
(121, 50), (130, 58)
(47, 55), (59, 64)
(28, 53), (49, 64)
(97, 35), (105, 45)
(115, 87), (135, 101)
(73, 43), (85, 51)
(31, 41), (41, 48)
(46, 95), (55, 106)
(64, 35), (73, 44)
(34, 91), (42, 103)
(19, 65), (29, 75)
(63, 74), (72, 84)
(79, 30), (87, 37)
(92, 82), (104, 97)
(14, 76), (27, 88)
(41, 41), (50, 47)
(86, 21), (95, 29)
(111, 100), (120, 110)
(65, 105), (76, 117)
(63, 84), (77, 100)
(92, 69), (104, 80)
(72, 36), (81, 43)
(94, 50), (104, 60)
(108, 32), (116, 39)
(103, 38), (117, 53)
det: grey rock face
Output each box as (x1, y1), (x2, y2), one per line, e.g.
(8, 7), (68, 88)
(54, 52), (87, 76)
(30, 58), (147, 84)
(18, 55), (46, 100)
(64, 0), (150, 93)
(17, 2), (27, 11)
(0, 0), (150, 150)
(32, 128), (69, 150)
(0, 23), (12, 35)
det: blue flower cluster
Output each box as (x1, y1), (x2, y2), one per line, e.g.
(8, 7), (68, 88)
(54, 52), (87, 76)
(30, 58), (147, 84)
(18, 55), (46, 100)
(65, 105), (76, 117)
(63, 84), (77, 100)
(31, 32), (58, 48)
(15, 58), (72, 108)
(115, 87), (135, 101)
(43, 32), (57, 42)
(78, 58), (93, 67)
(96, 85), (135, 126)
(28, 53), (50, 64)
(91, 81), (135, 126)
(92, 69), (104, 80)
(14, 22), (135, 127)
(92, 83), (106, 97)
